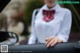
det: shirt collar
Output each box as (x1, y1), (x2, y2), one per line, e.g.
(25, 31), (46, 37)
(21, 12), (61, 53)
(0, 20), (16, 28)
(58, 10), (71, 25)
(44, 4), (61, 12)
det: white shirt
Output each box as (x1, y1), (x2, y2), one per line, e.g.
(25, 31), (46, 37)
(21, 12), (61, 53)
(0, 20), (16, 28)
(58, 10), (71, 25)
(28, 4), (72, 44)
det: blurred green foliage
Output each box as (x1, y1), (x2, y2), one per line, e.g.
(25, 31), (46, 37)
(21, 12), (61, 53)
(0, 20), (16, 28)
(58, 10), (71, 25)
(24, 0), (43, 25)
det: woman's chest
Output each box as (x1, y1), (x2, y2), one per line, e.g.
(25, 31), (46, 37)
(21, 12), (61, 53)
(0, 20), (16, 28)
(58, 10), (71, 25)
(35, 12), (65, 28)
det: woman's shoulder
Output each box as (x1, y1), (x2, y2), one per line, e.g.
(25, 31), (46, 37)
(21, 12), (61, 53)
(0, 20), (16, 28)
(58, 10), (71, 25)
(60, 7), (71, 13)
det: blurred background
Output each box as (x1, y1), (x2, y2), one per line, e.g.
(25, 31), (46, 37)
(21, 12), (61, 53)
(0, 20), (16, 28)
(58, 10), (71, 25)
(0, 0), (80, 45)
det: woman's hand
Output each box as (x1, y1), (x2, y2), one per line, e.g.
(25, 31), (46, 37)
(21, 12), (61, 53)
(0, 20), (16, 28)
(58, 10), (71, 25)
(45, 36), (63, 48)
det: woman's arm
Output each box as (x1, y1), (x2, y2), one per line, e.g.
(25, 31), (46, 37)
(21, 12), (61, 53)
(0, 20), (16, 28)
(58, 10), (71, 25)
(28, 10), (38, 44)
(56, 9), (72, 42)
(45, 9), (72, 47)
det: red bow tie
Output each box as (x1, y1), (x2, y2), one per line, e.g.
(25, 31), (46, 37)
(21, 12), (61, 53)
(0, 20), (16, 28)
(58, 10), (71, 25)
(43, 10), (55, 22)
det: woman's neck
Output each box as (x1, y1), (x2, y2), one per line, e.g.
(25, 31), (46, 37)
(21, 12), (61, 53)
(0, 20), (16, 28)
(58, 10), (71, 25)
(47, 4), (56, 9)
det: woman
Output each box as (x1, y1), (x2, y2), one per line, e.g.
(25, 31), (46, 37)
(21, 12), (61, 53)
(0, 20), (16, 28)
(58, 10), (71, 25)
(28, 0), (72, 48)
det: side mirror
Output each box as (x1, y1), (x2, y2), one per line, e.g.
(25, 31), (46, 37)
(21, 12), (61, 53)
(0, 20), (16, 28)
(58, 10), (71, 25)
(0, 31), (18, 45)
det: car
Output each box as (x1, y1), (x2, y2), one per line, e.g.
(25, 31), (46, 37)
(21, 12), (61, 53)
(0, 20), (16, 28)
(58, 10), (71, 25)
(0, 0), (80, 53)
